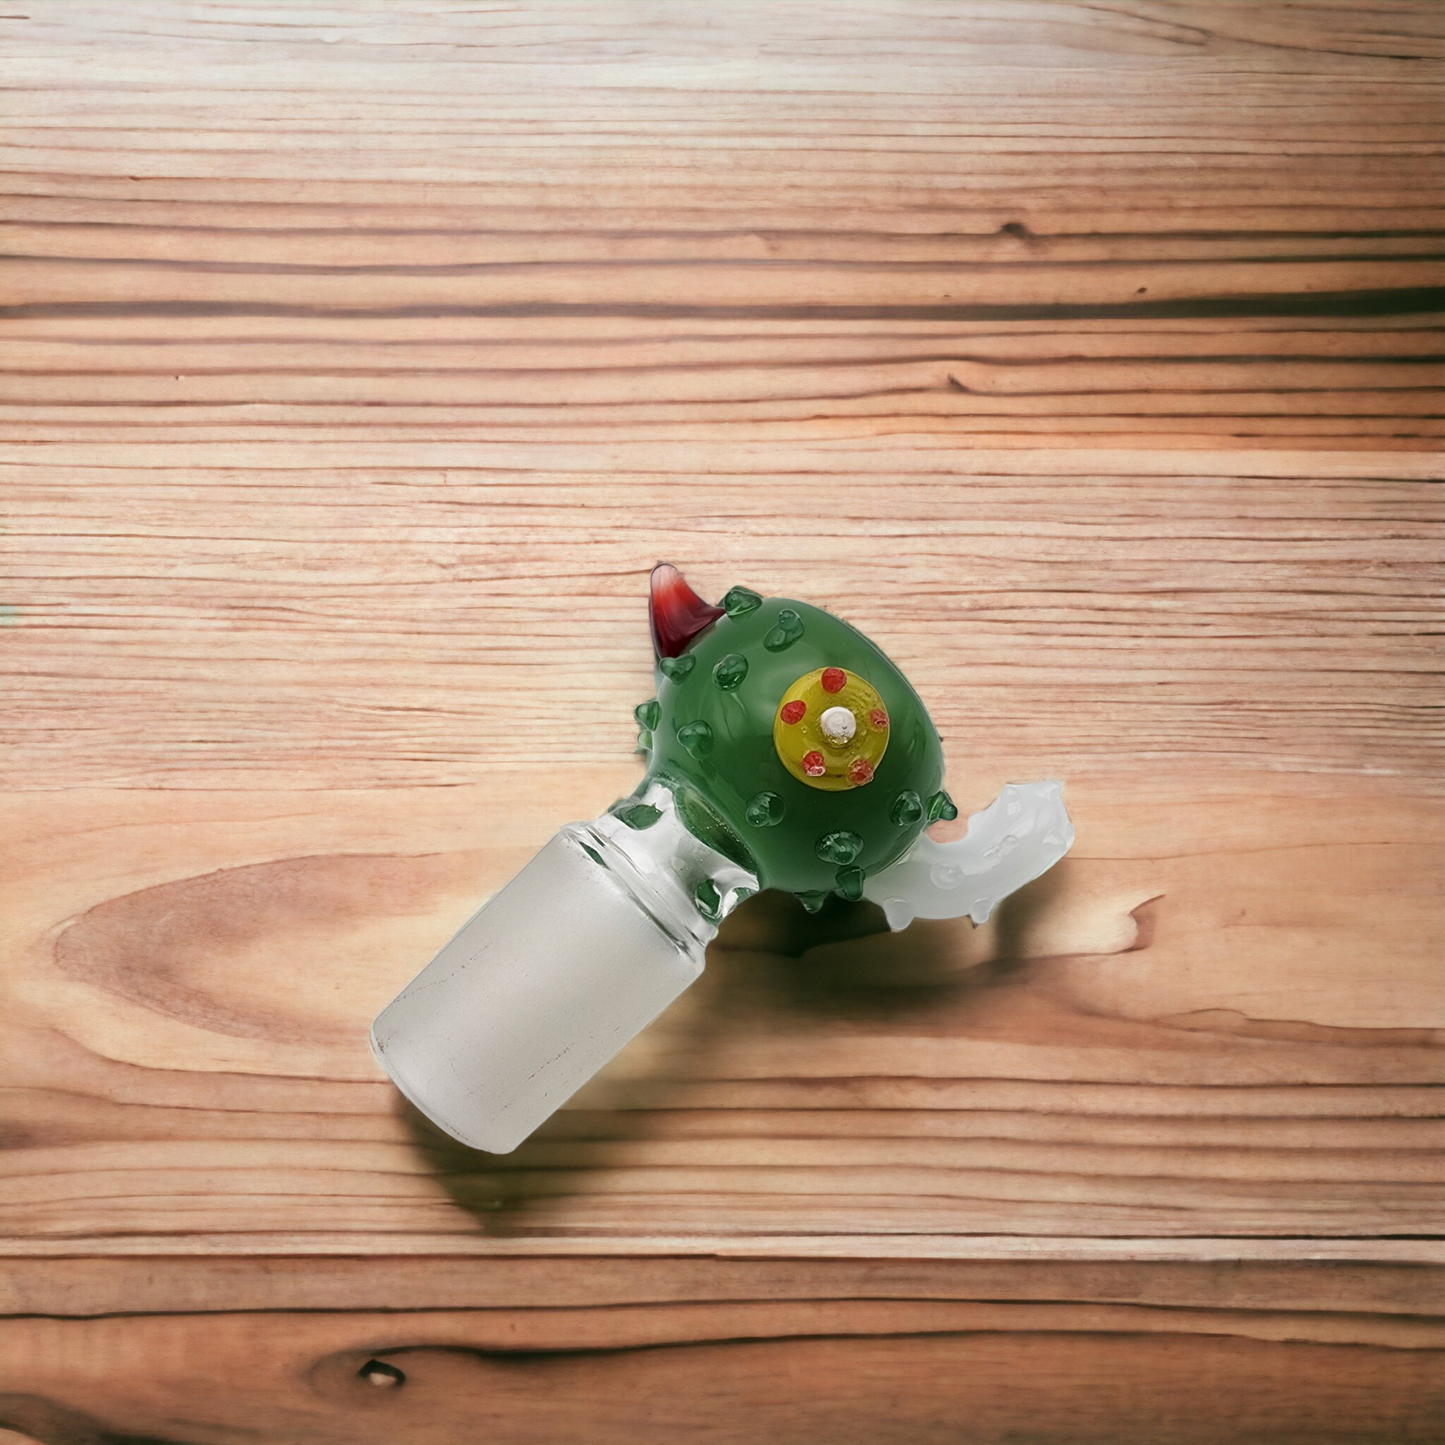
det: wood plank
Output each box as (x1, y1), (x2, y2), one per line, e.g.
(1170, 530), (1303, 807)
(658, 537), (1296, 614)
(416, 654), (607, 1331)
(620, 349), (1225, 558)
(5, 450), (1441, 790)
(2, 1), (1442, 450)
(0, 1306), (1442, 1445)
(1, 2), (1442, 1441)
(1, 771), (1440, 1245)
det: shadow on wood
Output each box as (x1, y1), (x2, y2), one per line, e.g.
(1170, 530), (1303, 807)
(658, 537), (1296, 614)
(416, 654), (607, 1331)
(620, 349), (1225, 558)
(397, 876), (1086, 1233)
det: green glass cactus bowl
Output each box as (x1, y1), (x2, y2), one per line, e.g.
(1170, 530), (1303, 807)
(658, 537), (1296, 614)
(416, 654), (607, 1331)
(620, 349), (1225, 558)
(633, 566), (951, 905)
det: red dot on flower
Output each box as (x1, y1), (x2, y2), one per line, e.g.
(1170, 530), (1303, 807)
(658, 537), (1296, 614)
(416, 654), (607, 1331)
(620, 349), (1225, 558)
(780, 699), (806, 725)
(848, 757), (875, 785)
(802, 750), (827, 777)
(821, 667), (846, 694)
(869, 709), (889, 730)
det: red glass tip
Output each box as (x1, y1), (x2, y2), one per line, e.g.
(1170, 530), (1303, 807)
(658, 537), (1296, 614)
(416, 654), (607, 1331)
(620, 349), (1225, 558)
(649, 562), (725, 659)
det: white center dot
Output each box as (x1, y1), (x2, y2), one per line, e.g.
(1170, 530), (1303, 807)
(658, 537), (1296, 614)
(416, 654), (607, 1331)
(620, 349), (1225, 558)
(819, 706), (857, 744)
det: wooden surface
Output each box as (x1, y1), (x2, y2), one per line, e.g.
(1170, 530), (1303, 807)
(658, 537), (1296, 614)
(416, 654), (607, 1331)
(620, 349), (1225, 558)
(2, 3), (1443, 1442)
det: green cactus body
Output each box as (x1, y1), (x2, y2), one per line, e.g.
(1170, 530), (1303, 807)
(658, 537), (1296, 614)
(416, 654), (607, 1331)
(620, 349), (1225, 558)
(635, 593), (946, 903)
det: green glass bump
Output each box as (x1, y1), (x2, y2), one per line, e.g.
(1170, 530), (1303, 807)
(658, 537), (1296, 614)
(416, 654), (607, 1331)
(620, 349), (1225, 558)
(927, 789), (959, 823)
(815, 829), (863, 866)
(721, 586), (763, 618)
(613, 802), (662, 830)
(763, 608), (805, 652)
(834, 865), (865, 901)
(580, 842), (605, 867)
(677, 720), (714, 759)
(636, 729), (652, 754)
(659, 653), (696, 682)
(796, 890), (829, 913)
(890, 789), (923, 826)
(694, 877), (722, 922)
(734, 886), (757, 903)
(713, 652), (749, 691)
(634, 698), (661, 731)
(744, 790), (786, 828)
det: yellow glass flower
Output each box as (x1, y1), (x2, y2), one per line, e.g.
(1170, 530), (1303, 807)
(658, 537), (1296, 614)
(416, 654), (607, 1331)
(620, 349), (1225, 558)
(773, 666), (890, 791)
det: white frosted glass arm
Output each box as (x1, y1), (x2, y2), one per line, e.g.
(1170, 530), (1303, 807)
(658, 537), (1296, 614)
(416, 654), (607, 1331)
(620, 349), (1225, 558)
(862, 780), (1074, 931)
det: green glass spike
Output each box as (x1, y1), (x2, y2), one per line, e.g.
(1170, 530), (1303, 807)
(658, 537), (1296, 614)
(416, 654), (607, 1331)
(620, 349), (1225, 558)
(677, 720), (715, 759)
(763, 608), (805, 652)
(815, 830), (863, 865)
(891, 790), (924, 826)
(713, 652), (749, 690)
(721, 586), (763, 618)
(927, 789), (959, 823)
(744, 790), (786, 827)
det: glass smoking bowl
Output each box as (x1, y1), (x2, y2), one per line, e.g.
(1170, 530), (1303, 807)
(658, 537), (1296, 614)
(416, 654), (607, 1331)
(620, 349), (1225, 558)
(373, 564), (1073, 1153)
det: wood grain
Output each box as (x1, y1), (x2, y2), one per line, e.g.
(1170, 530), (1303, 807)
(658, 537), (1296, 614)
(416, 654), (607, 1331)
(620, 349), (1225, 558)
(5, 449), (1442, 790)
(1, 2), (1442, 1442)
(3, 0), (1444, 452)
